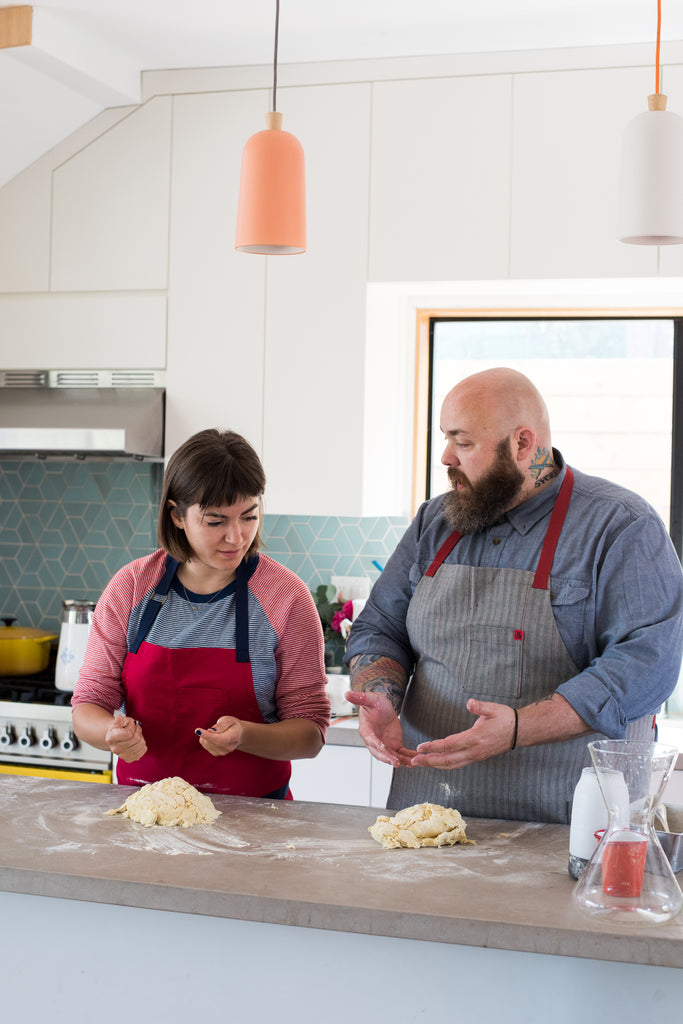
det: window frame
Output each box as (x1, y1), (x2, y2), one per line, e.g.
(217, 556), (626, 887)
(414, 308), (683, 559)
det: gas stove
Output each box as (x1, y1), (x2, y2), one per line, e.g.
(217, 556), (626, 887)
(0, 669), (74, 707)
(0, 660), (113, 780)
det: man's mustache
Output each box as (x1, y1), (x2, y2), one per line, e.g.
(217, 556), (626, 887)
(448, 467), (469, 487)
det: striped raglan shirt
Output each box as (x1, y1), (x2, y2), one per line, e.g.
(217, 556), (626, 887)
(72, 548), (331, 737)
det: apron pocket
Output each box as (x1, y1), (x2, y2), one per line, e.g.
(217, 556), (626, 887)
(461, 624), (523, 699)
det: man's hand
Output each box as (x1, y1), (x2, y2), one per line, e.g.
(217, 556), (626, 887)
(408, 698), (516, 769)
(344, 690), (417, 767)
(410, 693), (591, 769)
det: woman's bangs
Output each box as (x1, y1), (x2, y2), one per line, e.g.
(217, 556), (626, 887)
(196, 463), (261, 511)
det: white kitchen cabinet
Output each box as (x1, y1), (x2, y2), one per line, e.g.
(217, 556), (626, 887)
(0, 292), (167, 369)
(370, 758), (394, 807)
(369, 75), (512, 282)
(163, 89), (269, 457)
(261, 83), (372, 516)
(0, 162), (51, 295)
(510, 65), (658, 279)
(51, 96), (173, 293)
(290, 740), (392, 808)
(163, 80), (373, 513)
(0, 107), (133, 299)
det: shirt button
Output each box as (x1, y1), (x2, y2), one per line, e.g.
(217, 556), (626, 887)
(492, 537), (501, 546)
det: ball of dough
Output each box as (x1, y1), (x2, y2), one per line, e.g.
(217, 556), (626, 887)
(369, 802), (474, 849)
(107, 776), (221, 828)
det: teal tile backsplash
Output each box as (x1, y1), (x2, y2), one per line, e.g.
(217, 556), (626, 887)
(0, 460), (409, 630)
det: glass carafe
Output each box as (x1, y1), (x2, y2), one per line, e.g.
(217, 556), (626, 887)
(573, 739), (682, 925)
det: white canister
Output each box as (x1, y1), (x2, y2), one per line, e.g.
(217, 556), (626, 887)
(55, 600), (95, 692)
(325, 673), (354, 717)
(568, 766), (608, 880)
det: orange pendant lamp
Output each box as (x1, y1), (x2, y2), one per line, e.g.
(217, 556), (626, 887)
(617, 0), (683, 244)
(235, 0), (306, 254)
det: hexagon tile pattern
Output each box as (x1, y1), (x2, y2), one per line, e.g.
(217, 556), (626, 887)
(0, 460), (164, 631)
(0, 460), (409, 632)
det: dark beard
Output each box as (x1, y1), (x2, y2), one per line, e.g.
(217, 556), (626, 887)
(442, 439), (524, 534)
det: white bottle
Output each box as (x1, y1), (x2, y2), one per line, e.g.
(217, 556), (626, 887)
(55, 600), (95, 692)
(568, 766), (608, 880)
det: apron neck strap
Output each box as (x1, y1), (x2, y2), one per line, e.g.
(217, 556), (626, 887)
(532, 466), (575, 590)
(424, 466), (575, 587)
(234, 557), (253, 663)
(130, 555), (179, 654)
(425, 531), (463, 577)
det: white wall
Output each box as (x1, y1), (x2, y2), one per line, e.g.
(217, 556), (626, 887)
(1, 42), (682, 515)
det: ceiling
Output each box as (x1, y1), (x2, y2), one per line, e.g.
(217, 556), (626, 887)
(1, 0), (682, 188)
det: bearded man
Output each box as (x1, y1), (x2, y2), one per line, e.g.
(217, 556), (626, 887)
(344, 367), (683, 823)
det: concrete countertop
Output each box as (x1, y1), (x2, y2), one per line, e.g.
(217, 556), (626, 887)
(1, 775), (682, 967)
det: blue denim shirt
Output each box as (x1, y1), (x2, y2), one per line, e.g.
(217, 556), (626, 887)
(345, 452), (683, 737)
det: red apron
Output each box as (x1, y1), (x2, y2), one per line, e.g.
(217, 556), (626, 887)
(118, 555), (291, 798)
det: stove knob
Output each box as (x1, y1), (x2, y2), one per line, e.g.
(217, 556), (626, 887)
(39, 728), (57, 750)
(61, 732), (79, 753)
(18, 727), (36, 749)
(0, 725), (16, 747)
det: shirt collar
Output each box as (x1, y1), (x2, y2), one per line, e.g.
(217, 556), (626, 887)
(504, 448), (567, 536)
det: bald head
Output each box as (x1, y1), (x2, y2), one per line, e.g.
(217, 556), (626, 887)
(444, 368), (551, 446)
(440, 368), (557, 508)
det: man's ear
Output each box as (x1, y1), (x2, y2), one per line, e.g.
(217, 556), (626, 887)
(514, 426), (536, 462)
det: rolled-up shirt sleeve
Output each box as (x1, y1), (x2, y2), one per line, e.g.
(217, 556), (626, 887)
(556, 510), (683, 737)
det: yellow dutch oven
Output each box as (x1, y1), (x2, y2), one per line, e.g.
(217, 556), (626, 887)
(0, 617), (58, 676)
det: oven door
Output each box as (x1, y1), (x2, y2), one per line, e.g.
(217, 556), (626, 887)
(0, 700), (114, 782)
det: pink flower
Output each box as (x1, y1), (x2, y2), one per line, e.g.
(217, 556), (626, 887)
(331, 611), (345, 633)
(331, 602), (354, 634)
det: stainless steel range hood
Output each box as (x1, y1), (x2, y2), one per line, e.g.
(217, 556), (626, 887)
(0, 370), (166, 460)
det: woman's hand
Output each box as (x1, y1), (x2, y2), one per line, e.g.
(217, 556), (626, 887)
(104, 715), (147, 763)
(344, 690), (417, 767)
(195, 716), (244, 757)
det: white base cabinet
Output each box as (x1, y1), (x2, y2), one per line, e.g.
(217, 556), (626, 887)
(290, 741), (392, 808)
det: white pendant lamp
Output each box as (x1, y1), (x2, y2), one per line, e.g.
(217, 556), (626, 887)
(235, 0), (306, 254)
(617, 0), (683, 245)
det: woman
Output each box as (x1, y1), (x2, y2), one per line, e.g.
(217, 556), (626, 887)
(71, 429), (330, 798)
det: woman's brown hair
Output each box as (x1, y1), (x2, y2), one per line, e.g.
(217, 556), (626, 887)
(158, 429), (266, 563)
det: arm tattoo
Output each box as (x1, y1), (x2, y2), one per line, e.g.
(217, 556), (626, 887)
(532, 693), (556, 707)
(349, 654), (407, 712)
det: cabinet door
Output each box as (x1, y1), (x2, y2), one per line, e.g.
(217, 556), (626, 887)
(370, 758), (393, 809)
(51, 97), (172, 293)
(262, 82), (372, 516)
(290, 745), (371, 806)
(369, 75), (512, 282)
(163, 89), (268, 458)
(0, 293), (166, 369)
(511, 65), (657, 278)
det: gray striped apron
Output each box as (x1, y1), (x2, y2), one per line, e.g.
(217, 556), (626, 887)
(389, 468), (654, 824)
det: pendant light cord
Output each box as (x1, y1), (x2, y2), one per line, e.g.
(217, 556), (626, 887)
(655, 0), (661, 94)
(272, 0), (280, 112)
